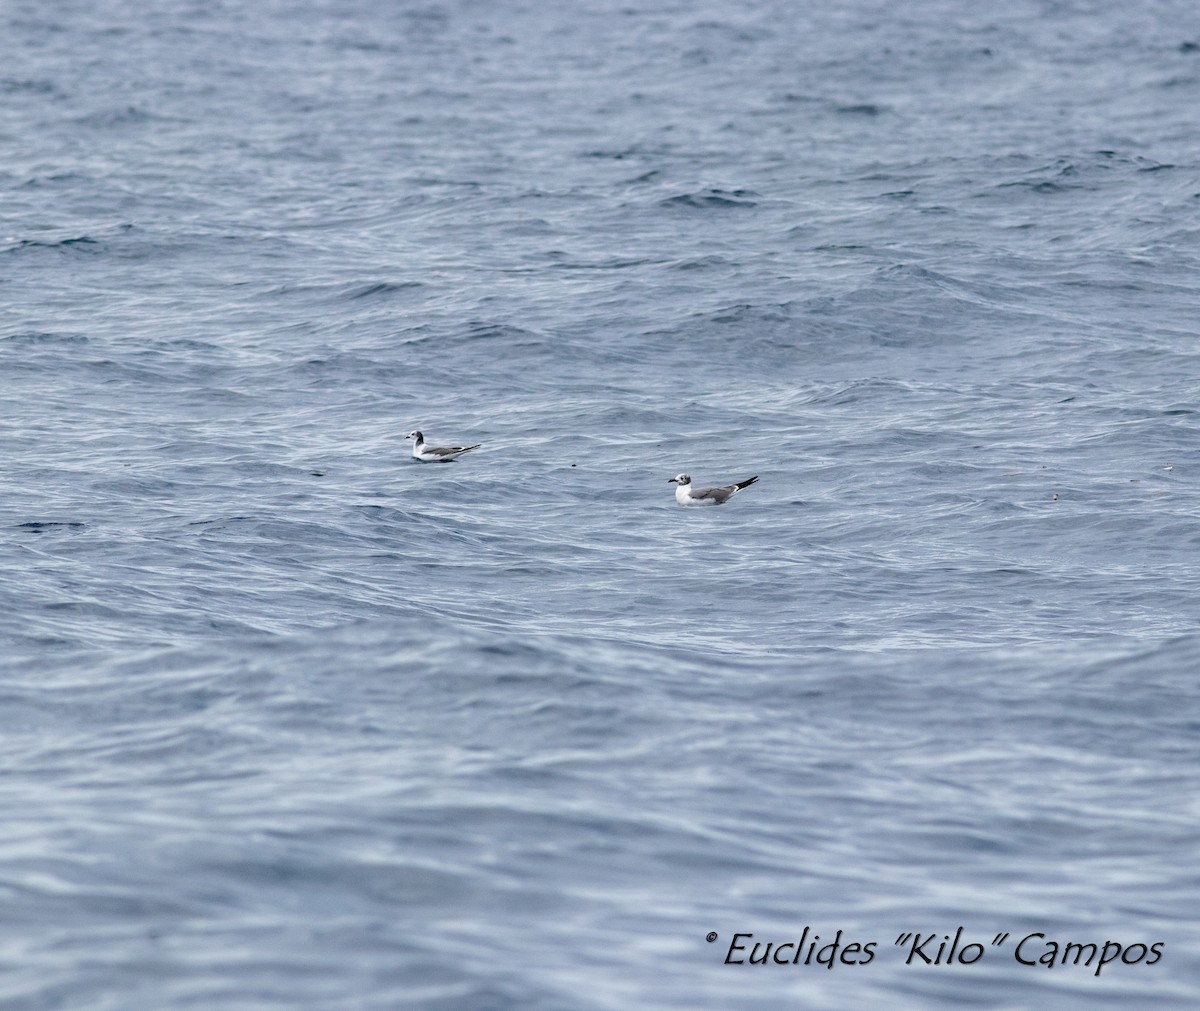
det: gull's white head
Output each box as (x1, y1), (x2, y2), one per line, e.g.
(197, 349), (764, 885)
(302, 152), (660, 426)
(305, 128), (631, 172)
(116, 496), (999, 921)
(668, 474), (691, 485)
(405, 430), (423, 442)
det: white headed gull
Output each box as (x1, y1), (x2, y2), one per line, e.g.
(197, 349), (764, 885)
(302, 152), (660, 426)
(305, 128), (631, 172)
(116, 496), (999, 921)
(405, 430), (481, 462)
(668, 473), (758, 506)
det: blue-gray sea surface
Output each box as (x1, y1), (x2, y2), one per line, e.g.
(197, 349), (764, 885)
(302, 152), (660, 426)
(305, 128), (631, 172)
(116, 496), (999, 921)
(3, 0), (1200, 1007)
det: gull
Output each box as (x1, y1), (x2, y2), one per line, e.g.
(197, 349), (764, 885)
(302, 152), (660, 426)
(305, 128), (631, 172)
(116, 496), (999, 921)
(668, 473), (758, 506)
(405, 429), (481, 462)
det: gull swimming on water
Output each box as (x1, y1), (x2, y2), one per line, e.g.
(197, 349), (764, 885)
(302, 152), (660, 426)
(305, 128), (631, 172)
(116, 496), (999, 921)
(668, 473), (758, 506)
(405, 430), (481, 462)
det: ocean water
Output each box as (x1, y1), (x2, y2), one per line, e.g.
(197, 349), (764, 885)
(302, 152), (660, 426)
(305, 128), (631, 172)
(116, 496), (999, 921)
(3, 0), (1200, 1007)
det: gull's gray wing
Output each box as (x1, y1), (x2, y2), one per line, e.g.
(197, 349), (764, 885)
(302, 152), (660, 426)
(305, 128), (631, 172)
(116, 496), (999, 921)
(429, 443), (480, 457)
(692, 484), (737, 503)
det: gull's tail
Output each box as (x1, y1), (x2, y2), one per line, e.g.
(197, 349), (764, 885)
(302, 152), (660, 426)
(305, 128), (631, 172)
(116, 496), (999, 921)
(736, 476), (759, 491)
